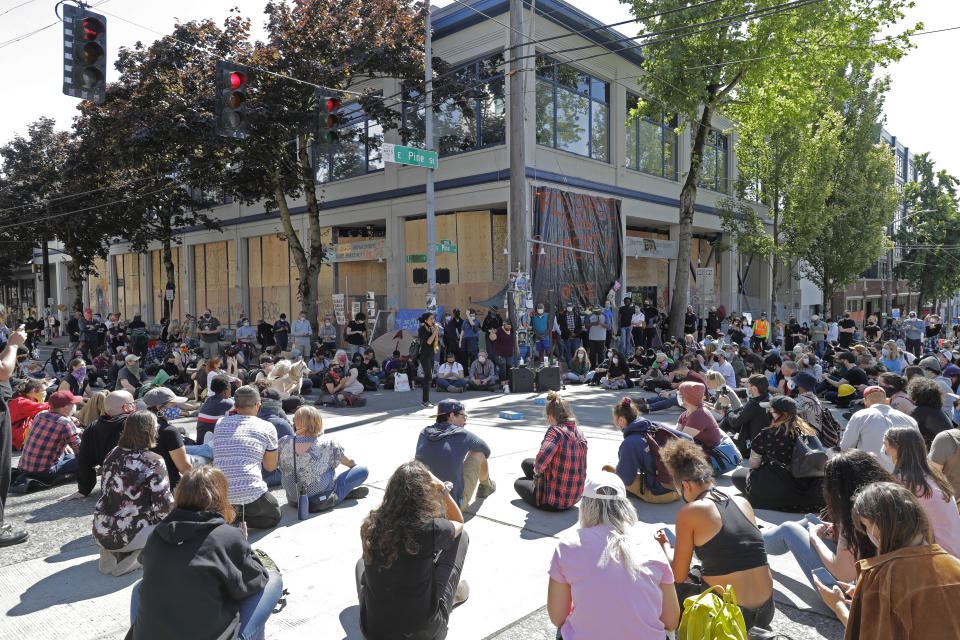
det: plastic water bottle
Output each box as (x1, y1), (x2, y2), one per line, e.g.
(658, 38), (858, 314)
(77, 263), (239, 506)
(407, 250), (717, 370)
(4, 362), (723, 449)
(298, 489), (309, 520)
(504, 380), (510, 393)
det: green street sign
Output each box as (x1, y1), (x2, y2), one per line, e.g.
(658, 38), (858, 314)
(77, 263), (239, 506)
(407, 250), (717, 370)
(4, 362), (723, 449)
(382, 143), (438, 168)
(406, 254), (427, 263)
(437, 240), (457, 254)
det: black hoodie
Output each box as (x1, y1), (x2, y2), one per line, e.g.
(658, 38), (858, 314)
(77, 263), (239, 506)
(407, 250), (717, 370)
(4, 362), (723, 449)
(128, 508), (267, 640)
(76, 413), (128, 496)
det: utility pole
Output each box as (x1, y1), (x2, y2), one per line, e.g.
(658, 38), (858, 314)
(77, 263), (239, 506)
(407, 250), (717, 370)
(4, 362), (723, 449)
(508, 0), (528, 275)
(424, 0), (437, 312)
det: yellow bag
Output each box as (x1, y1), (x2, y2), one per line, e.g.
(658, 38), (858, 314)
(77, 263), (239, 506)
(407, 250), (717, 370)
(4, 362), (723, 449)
(678, 584), (747, 640)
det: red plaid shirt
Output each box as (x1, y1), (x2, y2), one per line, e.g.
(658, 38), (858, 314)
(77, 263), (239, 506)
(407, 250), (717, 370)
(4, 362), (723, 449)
(534, 421), (588, 509)
(18, 410), (81, 473)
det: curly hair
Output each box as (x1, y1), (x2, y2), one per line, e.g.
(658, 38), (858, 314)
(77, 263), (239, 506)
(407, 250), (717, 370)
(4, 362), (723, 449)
(907, 376), (943, 409)
(823, 450), (892, 561)
(360, 461), (444, 570)
(660, 438), (713, 485)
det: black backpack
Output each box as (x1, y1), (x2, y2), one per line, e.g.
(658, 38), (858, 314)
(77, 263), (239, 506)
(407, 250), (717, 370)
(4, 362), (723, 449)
(408, 337), (421, 359)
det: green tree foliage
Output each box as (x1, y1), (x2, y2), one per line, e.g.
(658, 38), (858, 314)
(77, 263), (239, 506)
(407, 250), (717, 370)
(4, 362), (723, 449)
(619, 0), (917, 336)
(802, 70), (899, 310)
(893, 153), (960, 311)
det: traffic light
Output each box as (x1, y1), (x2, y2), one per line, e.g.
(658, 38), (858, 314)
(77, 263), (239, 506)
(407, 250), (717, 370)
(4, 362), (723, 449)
(316, 91), (343, 146)
(215, 60), (252, 139)
(62, 4), (107, 103)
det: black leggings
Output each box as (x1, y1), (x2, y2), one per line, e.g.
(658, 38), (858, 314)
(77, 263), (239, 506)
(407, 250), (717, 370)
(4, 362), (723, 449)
(513, 458), (566, 512)
(0, 403), (10, 525)
(357, 530), (470, 640)
(420, 354), (433, 404)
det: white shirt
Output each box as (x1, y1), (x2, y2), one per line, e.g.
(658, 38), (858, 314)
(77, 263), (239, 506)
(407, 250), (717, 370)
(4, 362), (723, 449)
(213, 414), (279, 505)
(438, 361), (464, 378)
(826, 322), (839, 342)
(710, 360), (736, 388)
(631, 312), (645, 327)
(291, 318), (312, 337)
(839, 404), (918, 472)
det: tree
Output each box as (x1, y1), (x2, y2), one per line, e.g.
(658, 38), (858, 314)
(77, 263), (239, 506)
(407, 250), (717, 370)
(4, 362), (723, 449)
(893, 153), (960, 312)
(620, 0), (917, 338)
(74, 18), (247, 322)
(802, 70), (899, 310)
(221, 0), (471, 338)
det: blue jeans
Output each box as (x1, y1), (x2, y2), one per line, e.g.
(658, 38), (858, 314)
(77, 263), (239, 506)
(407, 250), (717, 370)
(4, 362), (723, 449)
(18, 454), (79, 484)
(436, 378), (469, 391)
(619, 327), (632, 355)
(601, 377), (627, 389)
(762, 519), (836, 589)
(311, 465), (369, 504)
(563, 337), (580, 361)
(131, 571), (283, 640)
(646, 396), (677, 412)
(185, 443), (213, 465)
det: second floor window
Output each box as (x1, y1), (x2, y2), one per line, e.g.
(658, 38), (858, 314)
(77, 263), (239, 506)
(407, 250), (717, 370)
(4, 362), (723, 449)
(315, 102), (384, 183)
(626, 95), (677, 180)
(692, 126), (729, 193)
(535, 55), (609, 162)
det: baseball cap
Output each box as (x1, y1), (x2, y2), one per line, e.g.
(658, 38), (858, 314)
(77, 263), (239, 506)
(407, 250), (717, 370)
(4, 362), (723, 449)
(48, 390), (84, 409)
(940, 349), (953, 361)
(124, 354), (140, 364)
(582, 471), (627, 500)
(919, 356), (942, 373)
(143, 387), (188, 408)
(863, 385), (886, 400)
(435, 398), (465, 417)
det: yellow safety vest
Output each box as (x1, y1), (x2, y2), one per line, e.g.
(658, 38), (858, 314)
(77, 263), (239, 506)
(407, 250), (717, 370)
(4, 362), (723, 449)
(753, 319), (769, 338)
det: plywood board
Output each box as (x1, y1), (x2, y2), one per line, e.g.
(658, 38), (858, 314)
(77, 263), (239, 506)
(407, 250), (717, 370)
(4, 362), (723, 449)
(456, 210), (492, 283)
(492, 213), (508, 284)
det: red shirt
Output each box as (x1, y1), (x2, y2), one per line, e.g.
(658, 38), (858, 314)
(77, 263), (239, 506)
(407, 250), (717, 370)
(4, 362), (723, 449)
(534, 421), (588, 509)
(8, 397), (50, 450)
(18, 410), (81, 473)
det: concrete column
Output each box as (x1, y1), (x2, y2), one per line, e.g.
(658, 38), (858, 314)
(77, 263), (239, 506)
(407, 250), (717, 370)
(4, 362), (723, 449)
(141, 252), (154, 323)
(182, 244), (196, 317)
(105, 255), (117, 315)
(386, 209), (406, 311)
(758, 257), (773, 316)
(720, 233), (738, 313)
(237, 235), (251, 321)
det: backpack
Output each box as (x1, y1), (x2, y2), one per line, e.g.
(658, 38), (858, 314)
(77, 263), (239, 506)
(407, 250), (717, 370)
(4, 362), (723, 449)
(817, 405), (843, 448)
(790, 433), (831, 478)
(408, 337), (421, 359)
(637, 420), (686, 490)
(678, 585), (747, 640)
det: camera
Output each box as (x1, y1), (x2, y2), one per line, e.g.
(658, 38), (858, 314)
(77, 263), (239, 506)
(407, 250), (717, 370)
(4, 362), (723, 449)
(223, 344), (240, 357)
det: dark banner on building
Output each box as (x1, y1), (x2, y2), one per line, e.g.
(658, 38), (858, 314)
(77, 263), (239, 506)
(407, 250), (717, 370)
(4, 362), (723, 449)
(531, 187), (622, 309)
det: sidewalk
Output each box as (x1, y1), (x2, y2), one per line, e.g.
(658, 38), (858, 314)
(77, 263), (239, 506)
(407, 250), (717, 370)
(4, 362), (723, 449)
(0, 384), (843, 639)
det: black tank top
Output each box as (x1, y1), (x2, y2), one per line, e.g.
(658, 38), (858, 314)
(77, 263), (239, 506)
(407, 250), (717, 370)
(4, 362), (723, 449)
(694, 489), (768, 576)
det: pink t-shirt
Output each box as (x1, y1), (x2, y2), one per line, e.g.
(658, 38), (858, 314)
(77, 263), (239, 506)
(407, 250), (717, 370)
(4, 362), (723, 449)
(915, 479), (960, 557)
(549, 525), (674, 639)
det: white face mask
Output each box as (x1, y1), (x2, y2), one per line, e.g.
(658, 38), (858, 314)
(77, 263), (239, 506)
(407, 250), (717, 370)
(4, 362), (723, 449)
(67, 404), (77, 417)
(612, 358), (618, 364)
(787, 379), (796, 390)
(478, 356), (486, 363)
(607, 351), (613, 358)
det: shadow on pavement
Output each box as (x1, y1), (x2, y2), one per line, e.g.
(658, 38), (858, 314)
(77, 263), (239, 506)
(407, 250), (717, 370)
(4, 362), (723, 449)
(25, 494), (94, 524)
(509, 499), (579, 540)
(771, 568), (828, 610)
(6, 558), (138, 616)
(44, 536), (98, 564)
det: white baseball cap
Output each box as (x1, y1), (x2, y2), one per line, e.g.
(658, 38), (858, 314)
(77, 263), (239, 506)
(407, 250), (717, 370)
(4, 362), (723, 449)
(581, 471), (627, 500)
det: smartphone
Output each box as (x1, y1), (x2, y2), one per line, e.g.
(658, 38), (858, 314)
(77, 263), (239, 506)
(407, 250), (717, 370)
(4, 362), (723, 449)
(660, 528), (677, 546)
(805, 513), (823, 526)
(811, 567), (839, 589)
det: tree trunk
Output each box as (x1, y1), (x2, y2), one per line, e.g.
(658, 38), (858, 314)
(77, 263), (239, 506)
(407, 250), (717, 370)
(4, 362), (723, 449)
(669, 103), (714, 340)
(272, 166), (320, 342)
(161, 216), (176, 323)
(67, 257), (84, 313)
(298, 134), (327, 339)
(769, 201), (779, 321)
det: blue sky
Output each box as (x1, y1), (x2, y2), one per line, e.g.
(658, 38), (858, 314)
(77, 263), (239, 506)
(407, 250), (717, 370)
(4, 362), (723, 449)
(1, 0), (956, 174)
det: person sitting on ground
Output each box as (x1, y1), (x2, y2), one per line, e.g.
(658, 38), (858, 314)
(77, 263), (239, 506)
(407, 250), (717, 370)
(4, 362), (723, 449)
(876, 371), (915, 415)
(879, 341), (905, 375)
(603, 397), (682, 503)
(320, 349), (364, 406)
(415, 398), (496, 509)
(600, 350), (630, 389)
(467, 350), (498, 391)
(11, 389), (84, 492)
(127, 465), (283, 640)
(115, 354), (143, 395)
(212, 385), (281, 530)
(655, 438), (776, 631)
(817, 351), (868, 403)
(676, 381), (741, 474)
(906, 375), (952, 447)
(195, 374), (234, 445)
(357, 460), (470, 640)
(548, 472), (680, 639)
(565, 347), (592, 384)
(514, 391), (587, 511)
(58, 390), (137, 501)
(724, 373), (772, 456)
(436, 351), (469, 393)
(8, 378), (50, 451)
(253, 387), (295, 487)
(142, 387), (193, 489)
(634, 357), (706, 414)
(709, 349), (736, 389)
(761, 449), (890, 590)
(791, 371), (838, 445)
(704, 370), (742, 422)
(840, 385), (918, 472)
(381, 350), (408, 390)
(278, 405), (369, 513)
(883, 426), (960, 557)
(58, 357), (91, 400)
(92, 410), (174, 577)
(356, 349), (381, 391)
(814, 482), (960, 639)
(731, 396), (825, 512)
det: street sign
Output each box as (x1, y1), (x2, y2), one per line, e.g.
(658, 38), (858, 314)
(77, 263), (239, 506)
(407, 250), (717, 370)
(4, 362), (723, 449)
(406, 254), (427, 263)
(436, 239), (457, 254)
(165, 289), (175, 301)
(382, 143), (438, 168)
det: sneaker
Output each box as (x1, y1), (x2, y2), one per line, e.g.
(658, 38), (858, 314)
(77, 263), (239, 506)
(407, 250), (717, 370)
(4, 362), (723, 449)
(345, 486), (370, 500)
(98, 549), (118, 575)
(0, 524), (28, 548)
(453, 580), (470, 607)
(9, 478), (40, 494)
(422, 402), (435, 408)
(309, 493), (339, 513)
(476, 478), (497, 499)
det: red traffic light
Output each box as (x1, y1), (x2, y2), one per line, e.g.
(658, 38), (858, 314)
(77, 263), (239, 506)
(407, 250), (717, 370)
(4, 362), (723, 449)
(230, 71), (248, 89)
(327, 97), (341, 111)
(81, 17), (104, 41)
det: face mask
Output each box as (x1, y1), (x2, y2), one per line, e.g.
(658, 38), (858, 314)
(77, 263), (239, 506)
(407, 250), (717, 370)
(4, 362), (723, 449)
(29, 392), (45, 402)
(163, 406), (181, 420)
(180, 347), (188, 352)
(469, 315), (476, 320)
(204, 313), (211, 318)
(244, 322), (250, 327)
(677, 395), (684, 407)
(566, 306), (572, 311)
(67, 404), (77, 417)
(612, 358), (618, 364)
(325, 321), (331, 327)
(607, 351), (613, 358)
(786, 379), (796, 390)
(445, 316), (451, 322)
(537, 308), (544, 314)
(339, 357), (347, 364)
(577, 352), (585, 359)
(882, 349), (890, 358)
(127, 362), (139, 373)
(478, 356), (486, 363)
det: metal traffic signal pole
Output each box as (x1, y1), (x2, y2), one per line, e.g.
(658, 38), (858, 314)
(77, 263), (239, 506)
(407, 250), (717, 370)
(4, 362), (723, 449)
(424, 0), (438, 312)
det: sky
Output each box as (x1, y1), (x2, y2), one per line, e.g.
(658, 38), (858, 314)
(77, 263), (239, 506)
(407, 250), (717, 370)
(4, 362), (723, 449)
(1, 0), (957, 174)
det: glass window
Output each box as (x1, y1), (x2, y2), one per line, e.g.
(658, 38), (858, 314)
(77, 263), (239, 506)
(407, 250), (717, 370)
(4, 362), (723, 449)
(691, 126), (728, 192)
(402, 52), (506, 155)
(626, 95), (677, 180)
(315, 101), (383, 183)
(535, 55), (609, 162)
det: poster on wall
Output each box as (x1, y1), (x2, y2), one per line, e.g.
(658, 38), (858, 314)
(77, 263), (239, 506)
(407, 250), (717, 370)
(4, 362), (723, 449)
(332, 294), (346, 324)
(531, 187), (623, 309)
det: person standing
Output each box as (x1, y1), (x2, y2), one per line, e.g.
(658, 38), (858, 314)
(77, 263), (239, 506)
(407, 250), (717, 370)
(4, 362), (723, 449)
(291, 311), (312, 355)
(418, 312), (440, 408)
(901, 311), (922, 356)
(66, 311), (82, 355)
(488, 319), (517, 383)
(586, 307), (609, 367)
(618, 296), (634, 355)
(531, 304), (551, 365)
(256, 318), (275, 351)
(809, 314), (828, 356)
(236, 319), (257, 361)
(837, 311), (857, 350)
(557, 302), (582, 363)
(0, 320), (28, 545)
(642, 299), (659, 348)
(683, 305), (698, 339)
(460, 309), (480, 367)
(319, 315), (338, 353)
(751, 312), (769, 351)
(345, 313), (367, 356)
(273, 313), (291, 351)
(197, 309), (222, 359)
